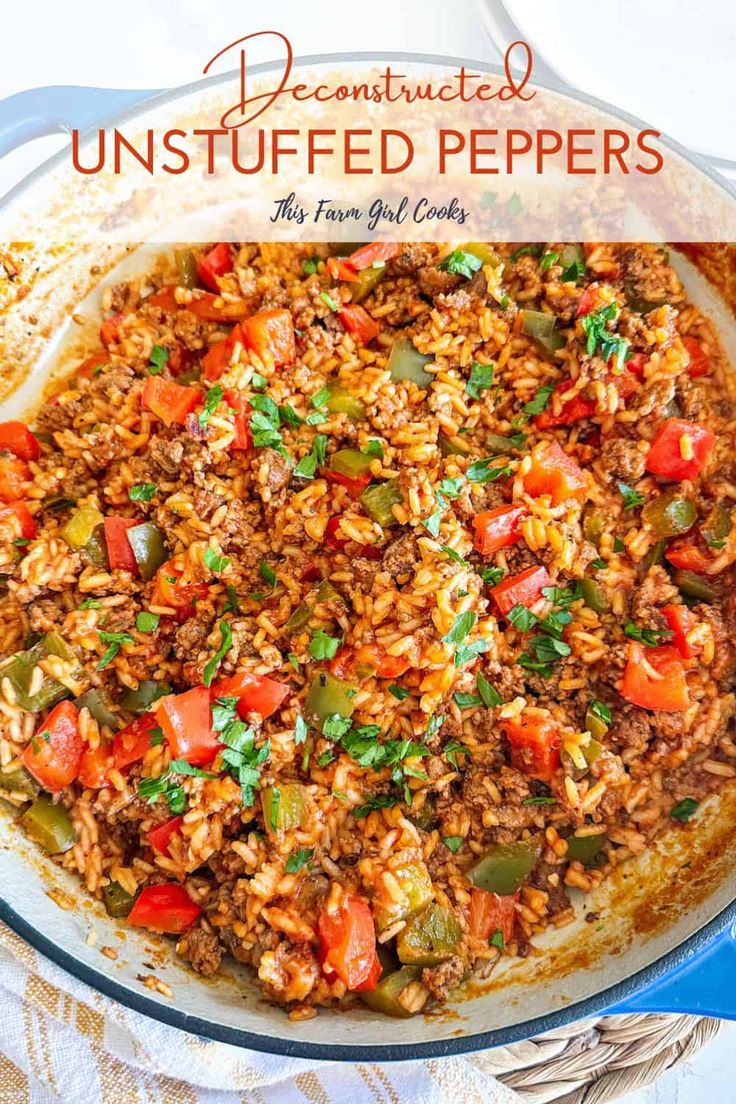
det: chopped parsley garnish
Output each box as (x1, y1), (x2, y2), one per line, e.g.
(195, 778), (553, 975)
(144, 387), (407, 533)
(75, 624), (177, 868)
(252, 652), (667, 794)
(323, 714), (352, 740)
(364, 439), (384, 459)
(259, 560), (277, 588)
(279, 402), (302, 427)
(389, 684), (409, 701)
(129, 483), (157, 502)
(438, 249), (483, 279)
(481, 565), (505, 586)
(618, 481), (645, 511)
(426, 714), (444, 740)
(311, 387), (330, 409)
(590, 558), (607, 570)
(354, 793), (402, 818)
(589, 700), (612, 725)
(97, 630), (134, 670)
(539, 251), (559, 273)
(489, 929), (505, 949)
(581, 302), (629, 370)
(138, 760), (216, 813)
(320, 290), (339, 312)
(294, 715), (308, 745)
(423, 498), (444, 539)
(285, 848), (314, 872)
(466, 459), (511, 484)
(541, 583), (581, 609)
(453, 692), (482, 709)
(440, 545), (467, 566)
(466, 361), (495, 401)
(135, 611), (160, 633)
(522, 796), (557, 806)
(309, 628), (341, 661)
(204, 546), (230, 574)
(211, 696), (239, 732)
(13, 537), (29, 548)
(613, 537), (626, 553)
(438, 476), (464, 499)
(251, 371), (267, 391)
(148, 345), (169, 374)
(302, 257), (320, 275)
(522, 384), (555, 418)
(510, 244), (543, 262)
(519, 633), (571, 677)
(294, 434), (328, 480)
(476, 670), (502, 708)
(444, 740), (470, 769)
(223, 584), (240, 614)
(442, 835), (464, 853)
(203, 619), (233, 687)
(220, 722), (270, 807)
(508, 604), (537, 633)
(78, 598), (103, 610)
(443, 611), (476, 645)
(562, 258), (586, 284)
(671, 797), (699, 823)
(623, 621), (672, 647)
(199, 384), (223, 427)
(287, 652), (300, 672)
(249, 394), (285, 452)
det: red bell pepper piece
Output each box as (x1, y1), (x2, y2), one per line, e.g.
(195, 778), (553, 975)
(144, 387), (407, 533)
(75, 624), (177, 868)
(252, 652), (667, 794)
(575, 286), (598, 317)
(141, 377), (201, 427)
(534, 372), (638, 430)
(242, 308), (295, 367)
(468, 888), (518, 942)
(317, 894), (380, 991)
(301, 562), (322, 583)
(76, 353), (109, 379)
(113, 712), (160, 771)
(211, 672), (290, 720)
(77, 744), (114, 789)
(222, 390), (252, 451)
(662, 604), (702, 660)
(324, 515), (348, 550)
(103, 517), (138, 574)
(626, 352), (648, 378)
(523, 440), (587, 504)
(0, 421), (40, 461)
(147, 286), (179, 312)
(127, 883), (201, 934)
(346, 243), (400, 271)
(100, 313), (124, 347)
(491, 565), (551, 617)
(23, 701), (84, 792)
(645, 418), (715, 482)
(148, 815), (184, 856)
(0, 502), (36, 541)
(196, 243), (233, 292)
(151, 559), (209, 621)
(202, 324), (246, 383)
(350, 644), (410, 679)
(0, 455), (30, 502)
(322, 467), (372, 499)
(338, 305), (380, 344)
(620, 642), (690, 711)
(682, 336), (709, 378)
(473, 505), (526, 556)
(166, 345), (197, 378)
(504, 714), (561, 781)
(157, 687), (220, 767)
(664, 539), (712, 574)
(325, 257), (359, 282)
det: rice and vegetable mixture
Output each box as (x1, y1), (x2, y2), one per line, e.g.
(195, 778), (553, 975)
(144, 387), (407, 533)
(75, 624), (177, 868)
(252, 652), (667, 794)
(1, 240), (735, 1019)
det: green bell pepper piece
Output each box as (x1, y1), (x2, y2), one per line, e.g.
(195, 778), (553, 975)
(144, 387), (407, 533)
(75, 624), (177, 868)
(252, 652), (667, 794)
(639, 540), (665, 574)
(84, 523), (109, 568)
(0, 765), (39, 799)
(566, 832), (607, 865)
(387, 340), (433, 387)
(583, 510), (604, 548)
(486, 433), (524, 456)
(103, 880), (137, 918)
(461, 242), (500, 267)
(350, 265), (386, 303)
(120, 680), (171, 713)
(127, 523), (167, 581)
(396, 902), (463, 967)
(174, 248), (198, 289)
(701, 503), (731, 547)
(361, 965), (425, 1018)
(623, 279), (667, 315)
(409, 793), (438, 832)
(285, 602), (312, 633)
(325, 383), (366, 421)
(468, 840), (541, 896)
(439, 434), (472, 457)
(521, 310), (565, 352)
(642, 490), (697, 540)
(0, 633), (82, 713)
(306, 672), (357, 726)
(21, 796), (75, 854)
(374, 861), (433, 931)
(74, 688), (120, 730)
(581, 577), (608, 613)
(360, 480), (402, 528)
(61, 504), (104, 552)
(330, 449), (373, 479)
(584, 706), (608, 743)
(261, 783), (306, 834)
(672, 570), (718, 602)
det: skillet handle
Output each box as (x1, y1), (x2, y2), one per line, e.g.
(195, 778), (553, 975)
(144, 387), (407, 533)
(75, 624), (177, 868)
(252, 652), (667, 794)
(0, 85), (160, 159)
(608, 925), (736, 1019)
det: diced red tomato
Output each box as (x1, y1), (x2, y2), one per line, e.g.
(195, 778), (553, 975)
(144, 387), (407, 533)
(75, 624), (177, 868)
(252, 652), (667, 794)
(211, 672), (290, 720)
(575, 287), (598, 317)
(103, 517), (138, 574)
(148, 815), (184, 856)
(100, 313), (124, 347)
(534, 373), (638, 429)
(202, 324), (245, 383)
(76, 353), (109, 379)
(338, 305), (380, 344)
(77, 744), (114, 789)
(682, 336), (709, 378)
(346, 243), (401, 271)
(112, 712), (160, 771)
(664, 539), (712, 574)
(0, 421), (40, 461)
(166, 345), (197, 378)
(157, 687), (220, 767)
(504, 714), (561, 781)
(186, 294), (248, 322)
(645, 418), (716, 482)
(491, 565), (551, 617)
(196, 243), (233, 292)
(626, 352), (648, 378)
(141, 377), (201, 427)
(354, 644), (410, 679)
(23, 701), (83, 792)
(0, 455), (30, 502)
(322, 467), (372, 499)
(0, 502), (36, 541)
(662, 604), (702, 660)
(222, 390), (252, 451)
(151, 559), (209, 621)
(147, 286), (179, 312)
(324, 515), (348, 550)
(317, 894), (380, 991)
(127, 883), (201, 934)
(523, 440), (587, 504)
(473, 505), (527, 556)
(301, 562), (322, 583)
(468, 888), (518, 943)
(326, 257), (359, 282)
(620, 642), (690, 712)
(242, 308), (295, 367)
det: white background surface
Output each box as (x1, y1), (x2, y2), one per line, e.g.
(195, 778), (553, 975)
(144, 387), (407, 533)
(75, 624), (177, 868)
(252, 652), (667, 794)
(1, 1), (735, 1098)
